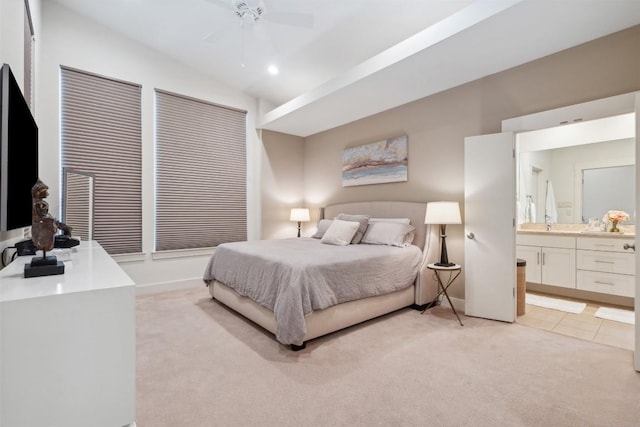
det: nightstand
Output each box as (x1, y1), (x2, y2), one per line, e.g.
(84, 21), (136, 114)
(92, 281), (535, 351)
(422, 263), (463, 326)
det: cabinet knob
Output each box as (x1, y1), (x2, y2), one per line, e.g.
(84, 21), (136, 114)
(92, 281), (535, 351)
(466, 232), (475, 240)
(623, 243), (635, 251)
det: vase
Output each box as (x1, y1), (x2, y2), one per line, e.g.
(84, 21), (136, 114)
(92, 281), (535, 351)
(610, 220), (619, 232)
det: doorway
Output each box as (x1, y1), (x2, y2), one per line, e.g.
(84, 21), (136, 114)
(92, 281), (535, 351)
(502, 91), (639, 370)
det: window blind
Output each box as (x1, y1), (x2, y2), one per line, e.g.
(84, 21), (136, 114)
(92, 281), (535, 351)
(154, 89), (247, 251)
(60, 67), (142, 254)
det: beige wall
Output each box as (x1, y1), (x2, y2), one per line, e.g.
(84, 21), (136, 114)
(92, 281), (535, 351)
(264, 25), (640, 299)
(261, 130), (306, 239)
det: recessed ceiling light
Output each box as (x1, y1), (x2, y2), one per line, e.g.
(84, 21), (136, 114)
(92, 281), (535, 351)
(267, 65), (279, 75)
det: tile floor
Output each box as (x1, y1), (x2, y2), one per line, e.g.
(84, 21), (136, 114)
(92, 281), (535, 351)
(518, 292), (635, 351)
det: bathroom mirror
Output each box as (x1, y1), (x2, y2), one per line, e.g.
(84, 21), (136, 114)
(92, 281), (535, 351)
(517, 114), (635, 225)
(582, 164), (634, 224)
(62, 168), (94, 240)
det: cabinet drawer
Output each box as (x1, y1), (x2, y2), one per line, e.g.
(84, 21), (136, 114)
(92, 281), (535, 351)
(577, 250), (635, 275)
(577, 237), (633, 253)
(577, 270), (635, 297)
(516, 234), (575, 249)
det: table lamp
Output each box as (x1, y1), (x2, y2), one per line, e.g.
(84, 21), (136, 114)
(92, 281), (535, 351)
(290, 208), (310, 237)
(424, 201), (461, 267)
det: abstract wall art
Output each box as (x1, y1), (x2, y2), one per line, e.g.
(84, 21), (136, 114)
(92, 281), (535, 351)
(342, 135), (408, 187)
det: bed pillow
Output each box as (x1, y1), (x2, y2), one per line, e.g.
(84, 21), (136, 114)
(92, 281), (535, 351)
(361, 222), (416, 247)
(321, 219), (360, 246)
(335, 214), (370, 244)
(311, 219), (333, 239)
(369, 217), (411, 224)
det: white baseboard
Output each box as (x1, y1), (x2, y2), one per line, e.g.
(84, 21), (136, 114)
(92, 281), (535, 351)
(135, 277), (203, 295)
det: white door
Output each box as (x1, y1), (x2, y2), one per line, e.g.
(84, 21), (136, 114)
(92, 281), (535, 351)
(464, 132), (516, 322)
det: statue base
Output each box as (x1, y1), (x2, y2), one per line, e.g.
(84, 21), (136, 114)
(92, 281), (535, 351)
(24, 256), (65, 278)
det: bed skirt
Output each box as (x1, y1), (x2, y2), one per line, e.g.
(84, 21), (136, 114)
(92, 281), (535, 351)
(209, 280), (415, 345)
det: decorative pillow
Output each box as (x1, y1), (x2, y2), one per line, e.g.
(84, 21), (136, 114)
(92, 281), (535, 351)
(369, 217), (411, 224)
(320, 219), (360, 246)
(361, 222), (416, 247)
(311, 219), (333, 239)
(335, 214), (370, 244)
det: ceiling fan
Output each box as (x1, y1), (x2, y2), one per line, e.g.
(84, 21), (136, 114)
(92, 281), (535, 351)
(205, 0), (314, 32)
(203, 0), (314, 67)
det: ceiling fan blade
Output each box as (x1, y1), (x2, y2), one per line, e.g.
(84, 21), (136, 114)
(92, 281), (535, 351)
(202, 21), (237, 43)
(202, 28), (224, 43)
(263, 11), (314, 28)
(202, 0), (233, 10)
(251, 23), (276, 52)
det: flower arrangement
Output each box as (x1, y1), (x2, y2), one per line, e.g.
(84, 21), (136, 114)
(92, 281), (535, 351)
(602, 210), (630, 232)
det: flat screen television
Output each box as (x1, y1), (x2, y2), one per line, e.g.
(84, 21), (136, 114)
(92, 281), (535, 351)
(0, 63), (38, 231)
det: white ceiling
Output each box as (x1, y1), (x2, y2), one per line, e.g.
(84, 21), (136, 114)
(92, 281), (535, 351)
(53, 0), (640, 137)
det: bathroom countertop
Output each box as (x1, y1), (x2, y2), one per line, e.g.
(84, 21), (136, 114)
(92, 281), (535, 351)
(517, 229), (635, 238)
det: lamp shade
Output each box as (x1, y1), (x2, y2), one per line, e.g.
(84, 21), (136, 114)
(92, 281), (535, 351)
(290, 208), (310, 222)
(424, 202), (461, 225)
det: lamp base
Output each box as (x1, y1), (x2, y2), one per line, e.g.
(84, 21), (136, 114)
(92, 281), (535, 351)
(436, 225), (454, 267)
(434, 262), (456, 267)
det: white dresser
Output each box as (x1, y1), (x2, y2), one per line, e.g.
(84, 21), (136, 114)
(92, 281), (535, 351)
(0, 241), (135, 427)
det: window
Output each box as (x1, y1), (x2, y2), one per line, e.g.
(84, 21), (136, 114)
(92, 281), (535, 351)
(154, 89), (247, 251)
(60, 67), (142, 254)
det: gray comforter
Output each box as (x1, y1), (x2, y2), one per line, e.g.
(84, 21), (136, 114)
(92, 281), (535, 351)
(203, 238), (422, 345)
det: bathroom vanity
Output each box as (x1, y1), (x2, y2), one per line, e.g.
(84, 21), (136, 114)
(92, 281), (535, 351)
(516, 228), (635, 300)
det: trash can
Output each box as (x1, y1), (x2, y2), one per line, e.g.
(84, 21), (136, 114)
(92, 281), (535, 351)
(517, 258), (526, 316)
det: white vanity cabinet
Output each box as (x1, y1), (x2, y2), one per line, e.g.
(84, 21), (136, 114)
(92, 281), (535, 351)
(516, 234), (576, 289)
(516, 245), (542, 283)
(576, 237), (635, 297)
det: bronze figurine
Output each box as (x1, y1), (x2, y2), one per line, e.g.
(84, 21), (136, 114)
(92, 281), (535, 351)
(31, 179), (57, 253)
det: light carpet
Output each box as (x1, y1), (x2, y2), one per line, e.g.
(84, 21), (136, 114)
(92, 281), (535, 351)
(525, 292), (586, 313)
(136, 287), (640, 427)
(595, 306), (635, 325)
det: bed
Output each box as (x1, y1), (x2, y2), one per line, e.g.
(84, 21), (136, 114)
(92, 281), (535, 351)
(203, 201), (439, 350)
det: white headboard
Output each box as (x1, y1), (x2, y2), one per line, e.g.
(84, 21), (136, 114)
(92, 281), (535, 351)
(322, 201), (428, 250)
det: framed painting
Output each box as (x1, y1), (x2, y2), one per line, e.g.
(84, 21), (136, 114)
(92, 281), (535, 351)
(342, 135), (408, 187)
